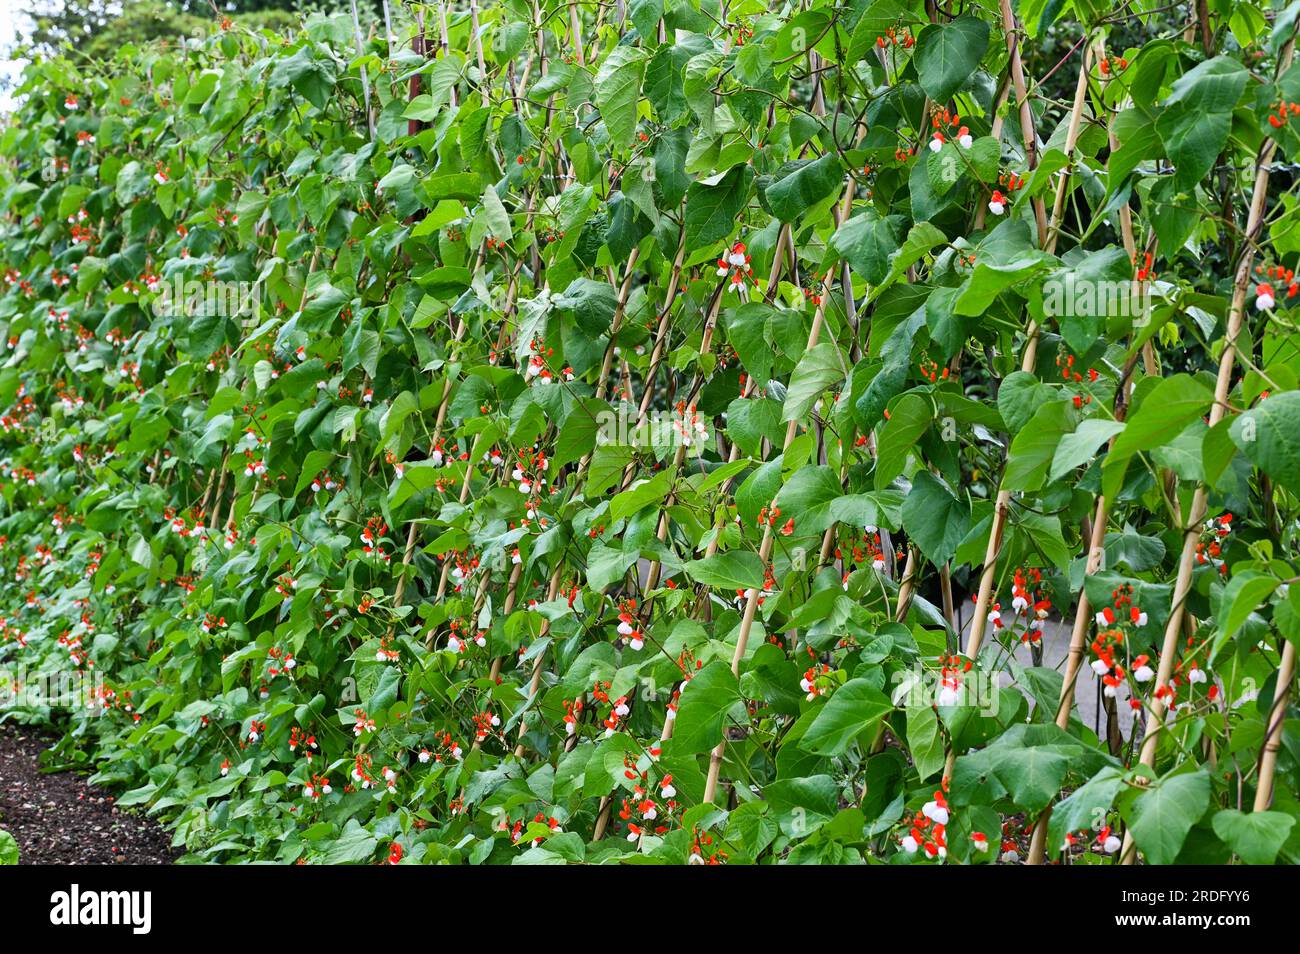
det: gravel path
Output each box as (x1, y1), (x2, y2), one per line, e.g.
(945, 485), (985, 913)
(0, 724), (177, 865)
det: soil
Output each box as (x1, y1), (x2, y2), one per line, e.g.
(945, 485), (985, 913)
(0, 724), (177, 865)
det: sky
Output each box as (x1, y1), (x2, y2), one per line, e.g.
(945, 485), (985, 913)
(0, 0), (30, 113)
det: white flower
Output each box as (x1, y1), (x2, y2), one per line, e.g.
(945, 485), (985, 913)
(922, 801), (949, 826)
(1188, 668), (1207, 684)
(901, 835), (919, 853)
(928, 136), (943, 153)
(1103, 834), (1121, 854)
(1257, 291), (1275, 311)
(1090, 658), (1110, 676)
(1134, 663), (1154, 683)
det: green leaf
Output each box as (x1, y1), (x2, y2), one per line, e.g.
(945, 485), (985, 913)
(799, 679), (892, 757)
(998, 371), (1052, 436)
(783, 341), (844, 422)
(874, 392), (932, 489)
(594, 46), (648, 148)
(684, 551), (766, 590)
(610, 470), (673, 523)
(672, 661), (742, 755)
(628, 0), (663, 41)
(1215, 571), (1279, 656)
(992, 746), (1074, 814)
(914, 16), (991, 102)
(1155, 57), (1247, 190)
(1048, 766), (1125, 852)
(773, 465), (844, 533)
(766, 154), (842, 223)
(831, 211), (902, 286)
(683, 166), (753, 248)
(905, 706), (947, 782)
(1049, 417), (1124, 483)
(1212, 809), (1295, 865)
(587, 542), (641, 593)
(1229, 391), (1300, 498)
(764, 774), (840, 836)
(1124, 770), (1211, 866)
(319, 820), (380, 864)
(901, 471), (969, 566)
(1104, 374), (1215, 498)
(476, 186), (513, 243)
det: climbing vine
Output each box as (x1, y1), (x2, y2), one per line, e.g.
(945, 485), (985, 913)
(0, 0), (1299, 865)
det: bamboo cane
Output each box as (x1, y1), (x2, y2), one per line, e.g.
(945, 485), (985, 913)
(1252, 641), (1297, 811)
(1118, 35), (1297, 865)
(700, 188), (856, 805)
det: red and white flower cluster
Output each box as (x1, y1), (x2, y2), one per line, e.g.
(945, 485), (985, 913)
(928, 108), (973, 152)
(716, 241), (757, 297)
(899, 781), (951, 860)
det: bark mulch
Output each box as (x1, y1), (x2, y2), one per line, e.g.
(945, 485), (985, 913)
(0, 723), (177, 865)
